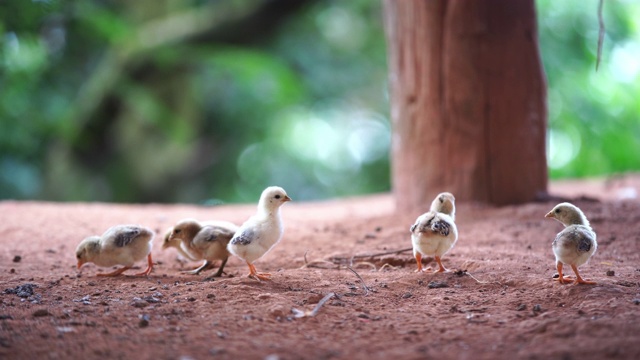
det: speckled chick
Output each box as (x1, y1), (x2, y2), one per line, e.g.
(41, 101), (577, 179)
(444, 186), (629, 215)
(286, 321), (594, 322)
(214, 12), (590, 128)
(410, 192), (458, 273)
(76, 225), (154, 277)
(227, 186), (291, 281)
(162, 219), (238, 276)
(545, 202), (597, 285)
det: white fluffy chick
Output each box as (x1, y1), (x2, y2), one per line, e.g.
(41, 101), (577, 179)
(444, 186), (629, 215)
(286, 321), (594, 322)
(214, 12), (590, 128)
(227, 186), (291, 281)
(162, 219), (238, 276)
(410, 192), (458, 273)
(76, 225), (154, 277)
(545, 202), (597, 285)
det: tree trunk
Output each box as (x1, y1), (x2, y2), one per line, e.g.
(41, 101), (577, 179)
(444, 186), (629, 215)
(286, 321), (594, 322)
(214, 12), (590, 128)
(384, 0), (547, 211)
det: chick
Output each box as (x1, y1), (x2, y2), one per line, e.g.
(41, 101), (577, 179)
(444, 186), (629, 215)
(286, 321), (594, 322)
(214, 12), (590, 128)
(545, 202), (597, 285)
(162, 219), (238, 276)
(227, 186), (291, 281)
(410, 192), (458, 273)
(76, 225), (154, 277)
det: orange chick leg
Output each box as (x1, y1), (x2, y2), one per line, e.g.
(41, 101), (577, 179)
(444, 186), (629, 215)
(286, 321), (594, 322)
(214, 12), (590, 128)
(434, 256), (448, 273)
(134, 254), (153, 276)
(247, 261), (271, 281)
(414, 253), (424, 272)
(555, 262), (573, 284)
(571, 264), (596, 285)
(98, 266), (131, 277)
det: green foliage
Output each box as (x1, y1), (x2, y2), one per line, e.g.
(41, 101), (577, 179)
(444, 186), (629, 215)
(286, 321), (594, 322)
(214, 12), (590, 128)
(0, 0), (639, 203)
(537, 0), (640, 178)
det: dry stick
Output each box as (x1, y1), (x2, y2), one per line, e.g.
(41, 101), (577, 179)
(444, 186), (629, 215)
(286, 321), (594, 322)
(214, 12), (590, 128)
(309, 292), (335, 316)
(292, 292), (335, 318)
(464, 271), (488, 284)
(347, 267), (370, 295)
(301, 246), (414, 270)
(351, 247), (413, 260)
(347, 256), (369, 296)
(596, 0), (605, 71)
(302, 260), (340, 269)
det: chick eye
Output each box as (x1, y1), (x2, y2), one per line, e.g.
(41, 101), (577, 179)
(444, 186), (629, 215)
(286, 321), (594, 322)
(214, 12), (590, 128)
(174, 229), (181, 234)
(275, 195), (281, 199)
(555, 209), (560, 214)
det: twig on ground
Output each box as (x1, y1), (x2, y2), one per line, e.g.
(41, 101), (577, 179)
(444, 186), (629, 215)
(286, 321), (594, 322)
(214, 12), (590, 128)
(351, 262), (377, 271)
(292, 292), (335, 318)
(379, 263), (399, 271)
(303, 250), (309, 266)
(347, 267), (370, 295)
(350, 247), (413, 260)
(301, 260), (340, 269)
(300, 247), (413, 270)
(455, 269), (489, 284)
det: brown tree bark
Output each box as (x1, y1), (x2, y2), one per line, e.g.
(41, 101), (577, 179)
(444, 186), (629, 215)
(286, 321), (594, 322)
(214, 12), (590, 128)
(384, 0), (547, 210)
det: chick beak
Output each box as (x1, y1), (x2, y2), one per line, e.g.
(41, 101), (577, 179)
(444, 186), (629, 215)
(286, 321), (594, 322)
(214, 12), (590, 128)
(544, 211), (554, 218)
(283, 195), (292, 202)
(77, 261), (85, 269)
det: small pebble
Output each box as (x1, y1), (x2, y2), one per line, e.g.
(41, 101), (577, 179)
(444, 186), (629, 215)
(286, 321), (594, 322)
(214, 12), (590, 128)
(131, 300), (148, 308)
(401, 293), (413, 299)
(533, 304), (542, 312)
(428, 281), (449, 289)
(187, 297), (196, 302)
(606, 270), (615, 276)
(516, 304), (526, 311)
(210, 348), (226, 355)
(139, 314), (150, 328)
(32, 309), (51, 317)
(12, 256), (21, 263)
(632, 299), (640, 305)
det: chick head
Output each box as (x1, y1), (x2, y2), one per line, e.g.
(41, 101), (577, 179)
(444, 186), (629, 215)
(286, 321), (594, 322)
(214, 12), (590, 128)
(545, 202), (589, 227)
(164, 219), (201, 249)
(75, 236), (101, 269)
(431, 192), (456, 217)
(259, 186), (291, 210)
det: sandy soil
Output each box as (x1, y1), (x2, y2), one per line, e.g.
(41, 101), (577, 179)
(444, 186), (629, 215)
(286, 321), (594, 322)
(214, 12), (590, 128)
(1, 175), (640, 360)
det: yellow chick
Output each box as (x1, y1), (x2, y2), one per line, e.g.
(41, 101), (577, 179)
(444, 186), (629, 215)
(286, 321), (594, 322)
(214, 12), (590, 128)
(227, 186), (291, 281)
(76, 225), (154, 277)
(545, 202), (597, 285)
(410, 192), (458, 273)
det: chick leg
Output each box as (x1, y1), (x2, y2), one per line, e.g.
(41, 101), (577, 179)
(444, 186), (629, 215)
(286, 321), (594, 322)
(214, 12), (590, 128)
(247, 261), (271, 281)
(434, 256), (448, 273)
(183, 260), (211, 275)
(134, 254), (153, 276)
(555, 262), (573, 284)
(571, 264), (596, 285)
(98, 266), (131, 277)
(211, 257), (229, 278)
(414, 253), (424, 272)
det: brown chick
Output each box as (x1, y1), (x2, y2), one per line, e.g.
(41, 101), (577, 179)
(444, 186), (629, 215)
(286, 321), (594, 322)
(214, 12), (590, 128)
(163, 219), (238, 276)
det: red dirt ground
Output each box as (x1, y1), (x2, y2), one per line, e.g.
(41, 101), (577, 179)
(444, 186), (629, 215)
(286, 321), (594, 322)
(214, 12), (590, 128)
(1, 175), (639, 360)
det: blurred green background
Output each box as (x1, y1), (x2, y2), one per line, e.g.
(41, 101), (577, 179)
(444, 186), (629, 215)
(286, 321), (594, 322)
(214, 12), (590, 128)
(1, 0), (639, 204)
